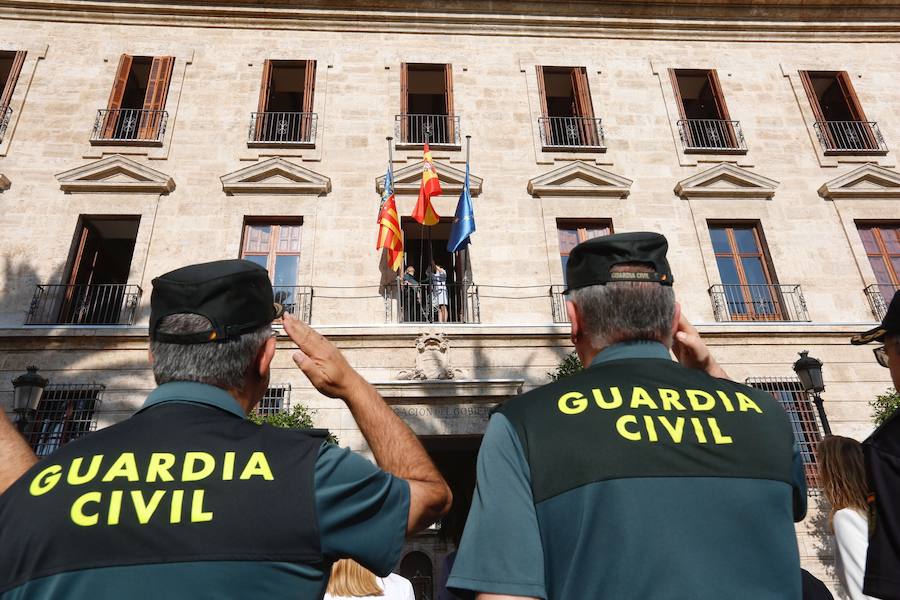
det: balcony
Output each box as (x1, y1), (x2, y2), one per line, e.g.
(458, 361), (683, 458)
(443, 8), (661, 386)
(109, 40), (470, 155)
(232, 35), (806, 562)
(91, 109), (167, 145)
(709, 284), (810, 322)
(395, 114), (460, 147)
(677, 119), (747, 153)
(813, 121), (887, 154)
(0, 105), (11, 143)
(864, 283), (899, 321)
(396, 281), (480, 324)
(550, 285), (569, 323)
(538, 116), (605, 151)
(274, 285), (313, 323)
(26, 284), (142, 326)
(248, 112), (317, 146)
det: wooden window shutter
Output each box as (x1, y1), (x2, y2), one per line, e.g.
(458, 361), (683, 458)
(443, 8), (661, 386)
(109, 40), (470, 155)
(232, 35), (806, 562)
(708, 69), (738, 147)
(444, 64), (454, 142)
(799, 71), (827, 123)
(102, 54), (132, 138)
(0, 50), (26, 108)
(257, 59), (273, 113)
(668, 69), (689, 121)
(570, 67), (596, 145)
(536, 65), (551, 144)
(302, 60), (316, 114)
(400, 63), (409, 141)
(139, 56), (174, 139)
(535, 65), (549, 116)
(301, 60), (316, 141)
(837, 71), (868, 121)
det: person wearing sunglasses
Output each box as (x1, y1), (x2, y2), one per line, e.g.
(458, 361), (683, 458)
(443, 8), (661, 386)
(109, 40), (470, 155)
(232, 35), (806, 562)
(851, 290), (900, 600)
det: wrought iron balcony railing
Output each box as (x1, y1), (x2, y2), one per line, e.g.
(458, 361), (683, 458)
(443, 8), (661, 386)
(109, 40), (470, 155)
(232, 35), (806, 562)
(550, 285), (569, 323)
(395, 114), (461, 145)
(91, 109), (168, 143)
(396, 281), (480, 324)
(677, 119), (747, 153)
(813, 120), (887, 154)
(26, 284), (142, 326)
(538, 116), (605, 150)
(274, 285), (313, 323)
(709, 284), (809, 322)
(864, 283), (899, 321)
(0, 105), (12, 143)
(249, 112), (317, 145)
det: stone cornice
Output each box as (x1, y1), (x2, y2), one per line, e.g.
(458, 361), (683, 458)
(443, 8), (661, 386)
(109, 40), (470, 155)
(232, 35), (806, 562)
(2, 1), (900, 41)
(373, 379), (524, 399)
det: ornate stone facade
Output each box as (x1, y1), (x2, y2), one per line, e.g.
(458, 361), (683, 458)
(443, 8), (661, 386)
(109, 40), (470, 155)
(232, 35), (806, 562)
(0, 1), (898, 595)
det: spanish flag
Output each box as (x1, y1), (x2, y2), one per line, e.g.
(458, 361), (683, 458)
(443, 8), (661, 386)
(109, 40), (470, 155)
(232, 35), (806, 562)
(377, 163), (404, 272)
(411, 143), (441, 226)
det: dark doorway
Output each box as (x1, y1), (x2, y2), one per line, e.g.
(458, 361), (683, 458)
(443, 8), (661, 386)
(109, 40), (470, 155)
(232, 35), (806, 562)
(400, 551), (434, 600)
(58, 216), (140, 324)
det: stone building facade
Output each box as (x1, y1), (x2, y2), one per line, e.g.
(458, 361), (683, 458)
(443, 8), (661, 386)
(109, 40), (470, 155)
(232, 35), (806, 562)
(1, 0), (898, 596)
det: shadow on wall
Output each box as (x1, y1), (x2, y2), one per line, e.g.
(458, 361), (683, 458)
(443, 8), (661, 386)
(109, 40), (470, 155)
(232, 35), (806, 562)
(807, 494), (844, 597)
(1, 256), (152, 433)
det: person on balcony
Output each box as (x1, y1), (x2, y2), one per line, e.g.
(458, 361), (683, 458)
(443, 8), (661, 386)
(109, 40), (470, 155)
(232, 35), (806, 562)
(428, 261), (449, 323)
(401, 266), (422, 323)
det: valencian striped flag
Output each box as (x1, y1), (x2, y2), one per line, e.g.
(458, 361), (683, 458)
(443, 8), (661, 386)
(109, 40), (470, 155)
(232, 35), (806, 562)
(377, 163), (404, 272)
(411, 143), (441, 226)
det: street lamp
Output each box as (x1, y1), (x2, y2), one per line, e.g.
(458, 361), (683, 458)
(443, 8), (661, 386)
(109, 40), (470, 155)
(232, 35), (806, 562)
(792, 351), (832, 436)
(12, 366), (47, 434)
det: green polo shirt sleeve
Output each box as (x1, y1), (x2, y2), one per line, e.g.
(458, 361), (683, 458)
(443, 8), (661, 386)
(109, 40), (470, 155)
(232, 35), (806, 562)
(447, 413), (546, 599)
(314, 443), (410, 576)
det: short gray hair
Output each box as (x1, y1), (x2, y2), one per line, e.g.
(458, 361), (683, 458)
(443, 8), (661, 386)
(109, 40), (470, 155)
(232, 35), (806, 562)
(567, 265), (676, 348)
(150, 313), (272, 391)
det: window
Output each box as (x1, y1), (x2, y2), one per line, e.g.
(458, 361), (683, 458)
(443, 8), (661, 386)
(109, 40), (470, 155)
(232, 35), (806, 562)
(28, 216), (142, 326)
(746, 377), (822, 490)
(858, 223), (900, 313)
(399, 63), (456, 145)
(29, 384), (103, 457)
(557, 220), (612, 280)
(709, 223), (782, 320)
(253, 60), (317, 144)
(256, 384), (292, 417)
(96, 55), (173, 142)
(240, 220), (307, 319)
(799, 71), (881, 152)
(0, 50), (25, 140)
(399, 217), (476, 323)
(670, 69), (741, 151)
(536, 66), (601, 148)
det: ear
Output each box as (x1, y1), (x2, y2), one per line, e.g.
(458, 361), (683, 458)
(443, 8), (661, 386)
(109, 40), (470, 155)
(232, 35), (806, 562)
(566, 299), (581, 343)
(670, 301), (682, 345)
(257, 335), (277, 380)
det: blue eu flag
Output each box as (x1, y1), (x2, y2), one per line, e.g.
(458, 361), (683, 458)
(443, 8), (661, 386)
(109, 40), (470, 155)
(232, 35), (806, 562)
(447, 163), (475, 252)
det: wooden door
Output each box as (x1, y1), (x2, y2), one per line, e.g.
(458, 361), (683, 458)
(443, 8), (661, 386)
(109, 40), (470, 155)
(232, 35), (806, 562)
(102, 55), (132, 138)
(570, 67), (596, 145)
(300, 60), (316, 142)
(0, 50), (25, 109)
(443, 63), (454, 143)
(139, 56), (174, 139)
(535, 65), (552, 144)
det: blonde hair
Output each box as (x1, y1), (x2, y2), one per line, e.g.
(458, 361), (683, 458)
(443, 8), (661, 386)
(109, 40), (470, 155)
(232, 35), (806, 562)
(326, 559), (384, 597)
(817, 435), (869, 530)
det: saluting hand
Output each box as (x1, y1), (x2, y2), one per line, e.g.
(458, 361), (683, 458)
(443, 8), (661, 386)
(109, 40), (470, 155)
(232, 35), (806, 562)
(672, 313), (730, 380)
(282, 314), (367, 400)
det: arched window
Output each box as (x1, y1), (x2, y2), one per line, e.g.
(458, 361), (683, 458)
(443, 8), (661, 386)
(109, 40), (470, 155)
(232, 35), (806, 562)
(399, 551), (433, 600)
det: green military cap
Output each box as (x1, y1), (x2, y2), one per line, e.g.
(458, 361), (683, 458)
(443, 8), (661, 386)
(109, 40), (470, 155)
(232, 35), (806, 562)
(150, 259), (284, 344)
(564, 232), (674, 293)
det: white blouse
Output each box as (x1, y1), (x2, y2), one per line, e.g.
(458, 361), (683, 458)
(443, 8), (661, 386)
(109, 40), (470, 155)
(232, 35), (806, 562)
(324, 573), (416, 600)
(833, 508), (876, 600)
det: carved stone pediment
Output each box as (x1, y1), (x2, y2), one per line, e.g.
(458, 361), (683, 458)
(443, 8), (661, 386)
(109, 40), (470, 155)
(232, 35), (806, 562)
(220, 157), (331, 195)
(818, 164), (900, 200)
(674, 163), (777, 200)
(527, 161), (632, 198)
(375, 161), (483, 196)
(56, 154), (175, 193)
(397, 332), (465, 380)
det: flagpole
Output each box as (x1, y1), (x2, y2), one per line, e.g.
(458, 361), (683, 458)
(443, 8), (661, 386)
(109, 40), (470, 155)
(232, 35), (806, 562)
(465, 135), (472, 285)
